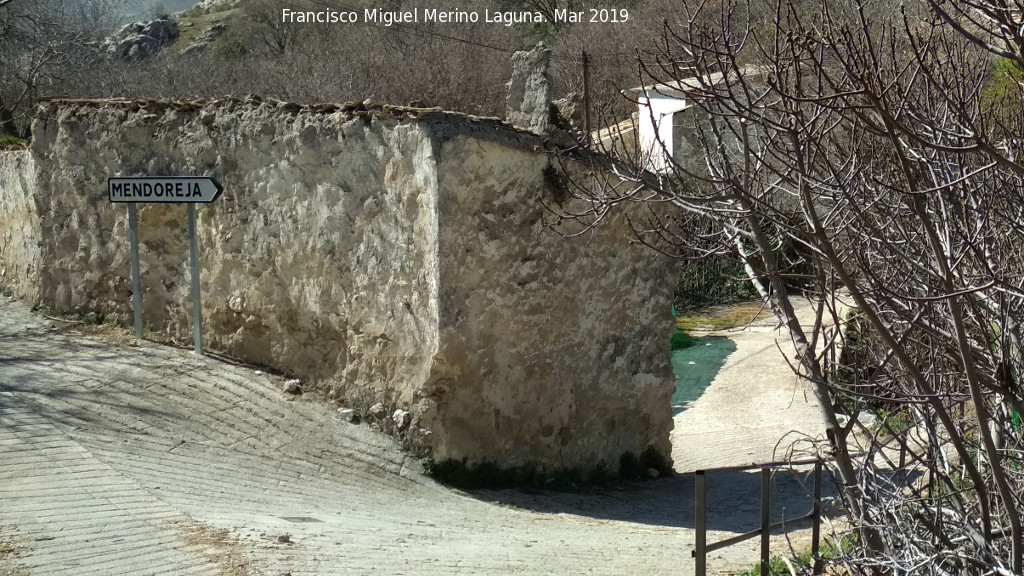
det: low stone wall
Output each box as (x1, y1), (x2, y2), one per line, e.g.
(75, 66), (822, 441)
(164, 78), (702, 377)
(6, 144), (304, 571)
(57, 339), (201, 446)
(0, 98), (676, 476)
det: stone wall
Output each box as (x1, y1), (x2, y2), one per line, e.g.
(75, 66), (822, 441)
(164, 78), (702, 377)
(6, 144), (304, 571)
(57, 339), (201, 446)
(425, 133), (674, 471)
(0, 151), (41, 302)
(25, 99), (441, 416)
(0, 98), (676, 476)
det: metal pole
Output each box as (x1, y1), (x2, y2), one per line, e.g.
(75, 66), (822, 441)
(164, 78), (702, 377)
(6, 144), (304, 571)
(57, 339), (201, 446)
(812, 461), (823, 574)
(761, 467), (770, 576)
(695, 470), (706, 576)
(128, 203), (143, 341)
(187, 203), (202, 355)
(582, 49), (593, 145)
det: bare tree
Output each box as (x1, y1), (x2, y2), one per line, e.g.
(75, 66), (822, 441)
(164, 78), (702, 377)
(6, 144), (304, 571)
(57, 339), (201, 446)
(0, 0), (104, 137)
(564, 0), (1024, 572)
(244, 0), (303, 56)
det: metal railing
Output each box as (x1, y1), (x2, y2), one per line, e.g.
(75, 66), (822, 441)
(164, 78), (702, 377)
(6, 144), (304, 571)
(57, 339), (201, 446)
(693, 458), (824, 576)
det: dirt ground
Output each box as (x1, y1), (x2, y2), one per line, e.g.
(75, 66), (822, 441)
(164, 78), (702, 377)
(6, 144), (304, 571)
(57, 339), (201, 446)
(669, 296), (852, 566)
(672, 296), (840, 472)
(1, 294), (846, 575)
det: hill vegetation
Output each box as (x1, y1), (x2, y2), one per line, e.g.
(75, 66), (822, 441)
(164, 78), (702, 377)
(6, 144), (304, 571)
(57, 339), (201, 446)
(0, 0), (717, 139)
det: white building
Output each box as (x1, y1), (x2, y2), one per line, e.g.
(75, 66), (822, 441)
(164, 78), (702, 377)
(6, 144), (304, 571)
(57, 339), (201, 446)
(624, 69), (755, 174)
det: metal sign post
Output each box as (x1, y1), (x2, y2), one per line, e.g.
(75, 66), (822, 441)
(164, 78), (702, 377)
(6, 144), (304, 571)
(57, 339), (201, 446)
(187, 203), (202, 354)
(128, 203), (143, 341)
(109, 177), (223, 355)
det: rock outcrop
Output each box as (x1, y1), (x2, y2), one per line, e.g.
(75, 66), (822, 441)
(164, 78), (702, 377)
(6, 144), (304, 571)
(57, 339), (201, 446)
(553, 92), (585, 133)
(104, 16), (180, 60)
(0, 98), (676, 477)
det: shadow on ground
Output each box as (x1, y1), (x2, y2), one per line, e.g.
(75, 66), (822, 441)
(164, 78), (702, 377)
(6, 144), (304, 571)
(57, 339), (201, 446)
(471, 467), (844, 532)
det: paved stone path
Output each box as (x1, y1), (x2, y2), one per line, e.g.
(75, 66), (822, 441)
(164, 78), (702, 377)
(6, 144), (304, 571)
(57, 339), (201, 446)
(0, 296), (828, 575)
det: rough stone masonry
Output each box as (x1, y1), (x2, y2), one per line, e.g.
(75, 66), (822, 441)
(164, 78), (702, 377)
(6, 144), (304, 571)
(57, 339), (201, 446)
(0, 98), (676, 476)
(506, 43), (552, 135)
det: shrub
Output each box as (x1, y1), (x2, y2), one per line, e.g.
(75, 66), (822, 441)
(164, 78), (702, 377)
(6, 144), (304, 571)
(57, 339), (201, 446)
(670, 329), (695, 350)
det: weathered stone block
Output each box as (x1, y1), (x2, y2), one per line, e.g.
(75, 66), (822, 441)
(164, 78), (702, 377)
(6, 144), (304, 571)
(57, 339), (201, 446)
(506, 43), (552, 135)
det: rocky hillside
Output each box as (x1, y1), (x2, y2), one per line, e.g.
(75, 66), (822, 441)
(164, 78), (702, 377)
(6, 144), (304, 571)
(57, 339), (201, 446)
(93, 0), (201, 22)
(95, 0), (239, 61)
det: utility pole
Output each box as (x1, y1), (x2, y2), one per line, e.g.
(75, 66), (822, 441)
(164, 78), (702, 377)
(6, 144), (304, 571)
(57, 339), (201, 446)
(582, 49), (593, 145)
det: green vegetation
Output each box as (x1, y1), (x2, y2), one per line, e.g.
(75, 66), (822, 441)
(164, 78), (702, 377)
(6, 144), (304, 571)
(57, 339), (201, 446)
(874, 408), (913, 437)
(833, 310), (918, 435)
(207, 28), (248, 60)
(737, 533), (858, 576)
(621, 446), (672, 478)
(675, 259), (756, 310)
(30, 303), (106, 325)
(172, 7), (241, 55)
(738, 556), (790, 576)
(831, 310), (865, 414)
(982, 58), (1024, 137)
(0, 135), (28, 150)
(425, 447), (671, 490)
(675, 301), (771, 332)
(670, 329), (695, 350)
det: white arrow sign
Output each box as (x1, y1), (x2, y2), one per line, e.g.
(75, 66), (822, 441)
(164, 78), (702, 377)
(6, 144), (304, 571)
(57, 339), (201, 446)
(108, 177), (223, 204)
